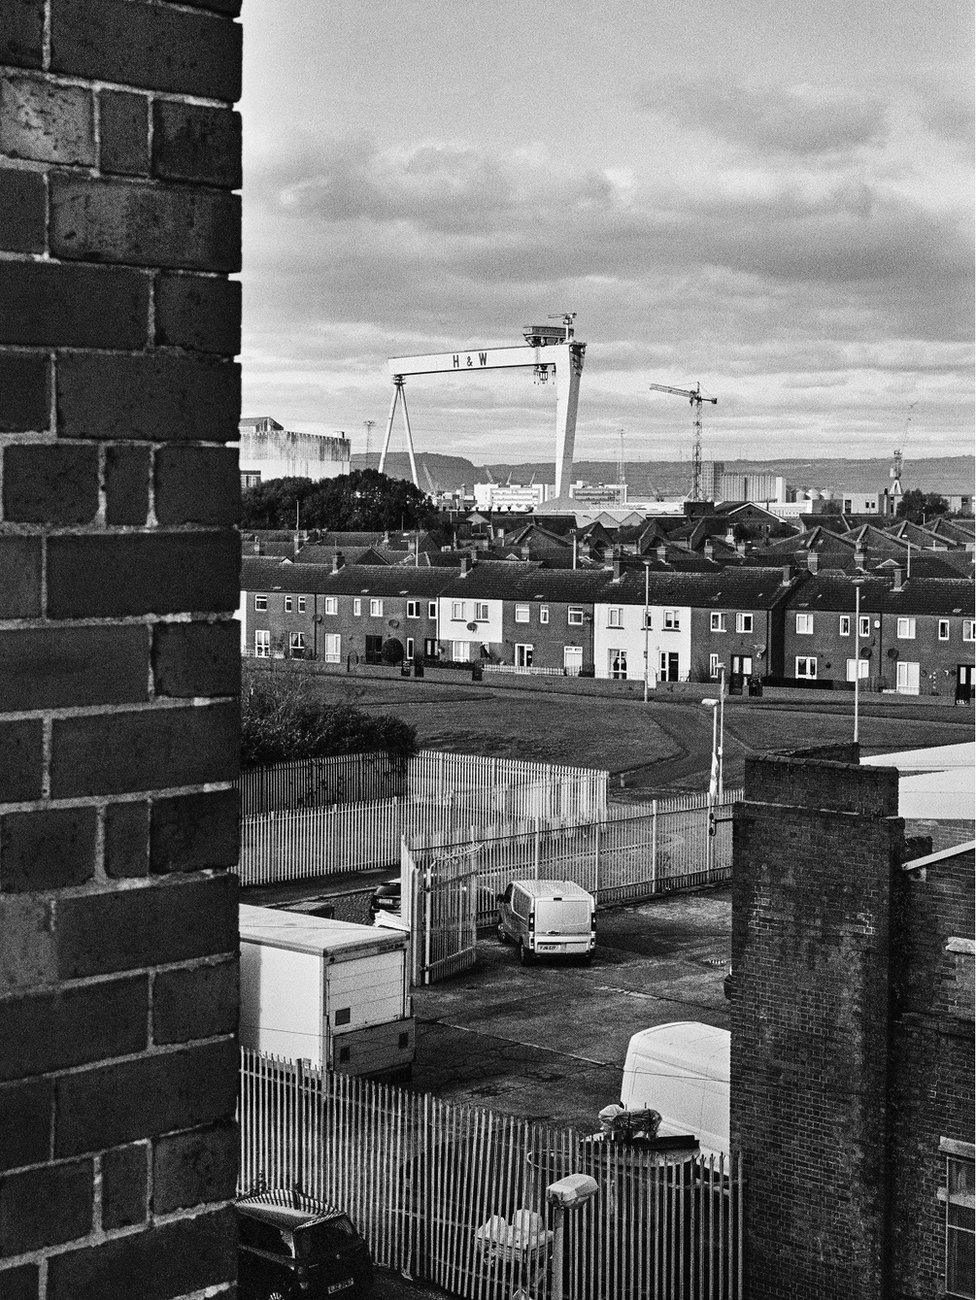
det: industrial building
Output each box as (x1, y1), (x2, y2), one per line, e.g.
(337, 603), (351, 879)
(239, 415), (351, 488)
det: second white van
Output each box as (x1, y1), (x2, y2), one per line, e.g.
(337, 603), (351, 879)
(617, 1021), (730, 1158)
(496, 879), (596, 965)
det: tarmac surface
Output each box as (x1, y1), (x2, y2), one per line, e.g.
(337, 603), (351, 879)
(410, 890), (731, 1130)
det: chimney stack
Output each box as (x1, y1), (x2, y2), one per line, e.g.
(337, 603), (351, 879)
(806, 552), (819, 574)
(331, 551), (344, 574)
(612, 546), (623, 580)
(656, 543), (667, 562)
(704, 539), (714, 560)
(782, 564), (792, 585)
(892, 566), (904, 591)
(459, 554), (470, 576)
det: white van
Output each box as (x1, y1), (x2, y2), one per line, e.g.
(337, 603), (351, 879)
(618, 1022), (730, 1158)
(496, 879), (596, 965)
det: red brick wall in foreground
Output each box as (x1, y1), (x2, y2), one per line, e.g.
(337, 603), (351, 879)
(0, 2), (243, 1294)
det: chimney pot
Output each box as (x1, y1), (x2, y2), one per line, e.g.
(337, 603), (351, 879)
(807, 552), (819, 574)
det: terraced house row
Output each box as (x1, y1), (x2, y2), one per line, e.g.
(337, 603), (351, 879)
(240, 555), (975, 697)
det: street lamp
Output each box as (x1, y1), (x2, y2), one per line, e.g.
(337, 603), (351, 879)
(643, 560), (651, 704)
(547, 1174), (599, 1300)
(717, 663), (726, 800)
(852, 575), (866, 744)
(701, 698), (722, 803)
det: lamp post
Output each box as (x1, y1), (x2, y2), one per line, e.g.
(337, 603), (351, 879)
(717, 663), (726, 800)
(643, 560), (651, 704)
(701, 698), (720, 802)
(547, 1174), (599, 1300)
(852, 576), (865, 743)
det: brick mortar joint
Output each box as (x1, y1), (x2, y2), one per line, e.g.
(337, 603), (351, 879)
(0, 63), (238, 111)
(0, 1030), (237, 1089)
(0, 781), (238, 816)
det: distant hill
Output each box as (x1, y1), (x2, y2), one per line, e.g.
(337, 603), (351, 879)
(352, 452), (973, 498)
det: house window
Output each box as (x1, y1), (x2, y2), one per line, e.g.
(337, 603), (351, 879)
(288, 632), (305, 659)
(795, 613), (814, 635)
(568, 607), (584, 626)
(846, 658), (869, 681)
(897, 617), (916, 639)
(642, 610), (652, 630)
(254, 593), (267, 611)
(428, 601), (437, 619)
(407, 600), (420, 618)
(964, 620), (975, 642)
(540, 606), (550, 624)
(563, 644), (582, 673)
(515, 643), (534, 669)
(709, 653), (721, 679)
(795, 656), (817, 679)
(608, 648), (628, 680)
(859, 615), (871, 637)
(334, 1007), (351, 1026)
(944, 1151), (975, 1298)
(324, 633), (341, 664)
(406, 637), (415, 661)
(451, 601), (465, 620)
(451, 641), (469, 662)
(474, 602), (489, 622)
(353, 598), (361, 616)
(297, 596), (306, 613)
(283, 596), (293, 613)
(736, 613), (753, 633)
(939, 619), (950, 641)
(839, 615), (851, 636)
(324, 596), (337, 615)
(608, 606), (623, 629)
(515, 604), (530, 624)
(710, 612), (726, 632)
(369, 598), (383, 617)
(254, 630), (270, 658)
(663, 610), (680, 630)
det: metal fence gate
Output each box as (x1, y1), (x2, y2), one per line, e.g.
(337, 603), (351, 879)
(400, 841), (480, 985)
(239, 1051), (744, 1300)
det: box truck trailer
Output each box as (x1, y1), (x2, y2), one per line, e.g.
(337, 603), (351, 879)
(239, 904), (415, 1079)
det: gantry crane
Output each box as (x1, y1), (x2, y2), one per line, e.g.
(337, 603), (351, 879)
(648, 381), (718, 501)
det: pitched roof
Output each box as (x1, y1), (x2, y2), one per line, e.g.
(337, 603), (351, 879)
(785, 573), (975, 615)
(241, 558), (457, 597)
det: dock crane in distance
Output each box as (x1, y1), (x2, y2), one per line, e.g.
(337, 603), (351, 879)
(648, 381), (718, 502)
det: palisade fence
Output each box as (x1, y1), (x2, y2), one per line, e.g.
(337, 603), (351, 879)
(238, 752), (608, 887)
(239, 1050), (744, 1300)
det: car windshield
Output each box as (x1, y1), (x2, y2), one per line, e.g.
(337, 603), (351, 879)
(295, 1216), (358, 1258)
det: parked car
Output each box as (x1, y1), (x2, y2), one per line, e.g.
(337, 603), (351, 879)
(496, 879), (596, 965)
(369, 878), (401, 919)
(238, 1189), (374, 1299)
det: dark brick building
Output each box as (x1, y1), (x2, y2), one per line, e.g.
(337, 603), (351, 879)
(0, 2), (242, 1296)
(732, 749), (975, 1299)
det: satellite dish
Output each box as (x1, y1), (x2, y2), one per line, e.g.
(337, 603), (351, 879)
(466, 622), (478, 632)
(388, 618), (400, 628)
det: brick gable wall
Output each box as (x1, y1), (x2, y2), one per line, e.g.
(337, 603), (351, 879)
(0, 1), (242, 1294)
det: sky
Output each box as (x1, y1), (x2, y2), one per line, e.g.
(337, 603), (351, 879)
(241, 0), (974, 469)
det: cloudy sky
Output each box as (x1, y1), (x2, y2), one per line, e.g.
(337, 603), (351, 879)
(241, 0), (974, 468)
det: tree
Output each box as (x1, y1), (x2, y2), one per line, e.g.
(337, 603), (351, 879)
(896, 489), (949, 523)
(242, 469), (437, 532)
(241, 668), (416, 767)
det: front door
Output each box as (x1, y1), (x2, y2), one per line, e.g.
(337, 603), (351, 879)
(731, 654), (753, 676)
(659, 651), (680, 682)
(563, 645), (583, 674)
(364, 635), (384, 665)
(515, 643), (534, 669)
(957, 664), (975, 703)
(895, 661), (920, 695)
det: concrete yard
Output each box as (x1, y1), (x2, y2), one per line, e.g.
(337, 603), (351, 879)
(410, 890), (731, 1130)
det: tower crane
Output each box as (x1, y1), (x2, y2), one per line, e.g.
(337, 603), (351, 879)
(648, 381), (718, 502)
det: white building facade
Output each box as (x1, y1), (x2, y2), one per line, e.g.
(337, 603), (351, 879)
(239, 416), (351, 487)
(593, 598), (693, 683)
(436, 594), (503, 662)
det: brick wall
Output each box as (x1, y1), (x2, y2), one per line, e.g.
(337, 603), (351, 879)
(731, 753), (904, 1298)
(0, 2), (242, 1295)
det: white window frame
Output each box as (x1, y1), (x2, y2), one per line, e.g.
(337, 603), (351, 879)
(514, 604), (530, 624)
(515, 643), (534, 668)
(710, 612), (726, 632)
(709, 653), (721, 679)
(353, 597), (361, 616)
(254, 629), (270, 658)
(846, 658), (869, 681)
(540, 606), (550, 624)
(736, 613), (754, 634)
(474, 602), (489, 622)
(567, 607), (584, 626)
(963, 620), (975, 642)
(288, 631), (305, 658)
(324, 596), (338, 616)
(283, 596), (293, 613)
(938, 619), (950, 641)
(428, 601), (437, 619)
(406, 600), (420, 619)
(563, 644), (582, 672)
(897, 616), (916, 640)
(943, 1146), (975, 1299)
(795, 612), (814, 635)
(608, 648), (628, 679)
(406, 636), (415, 661)
(859, 615), (871, 637)
(254, 593), (267, 611)
(324, 633), (341, 664)
(451, 640), (469, 663)
(369, 598), (383, 618)
(795, 656), (817, 679)
(607, 606), (623, 629)
(451, 601), (465, 621)
(297, 596), (306, 613)
(838, 615), (851, 637)
(663, 609), (680, 630)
